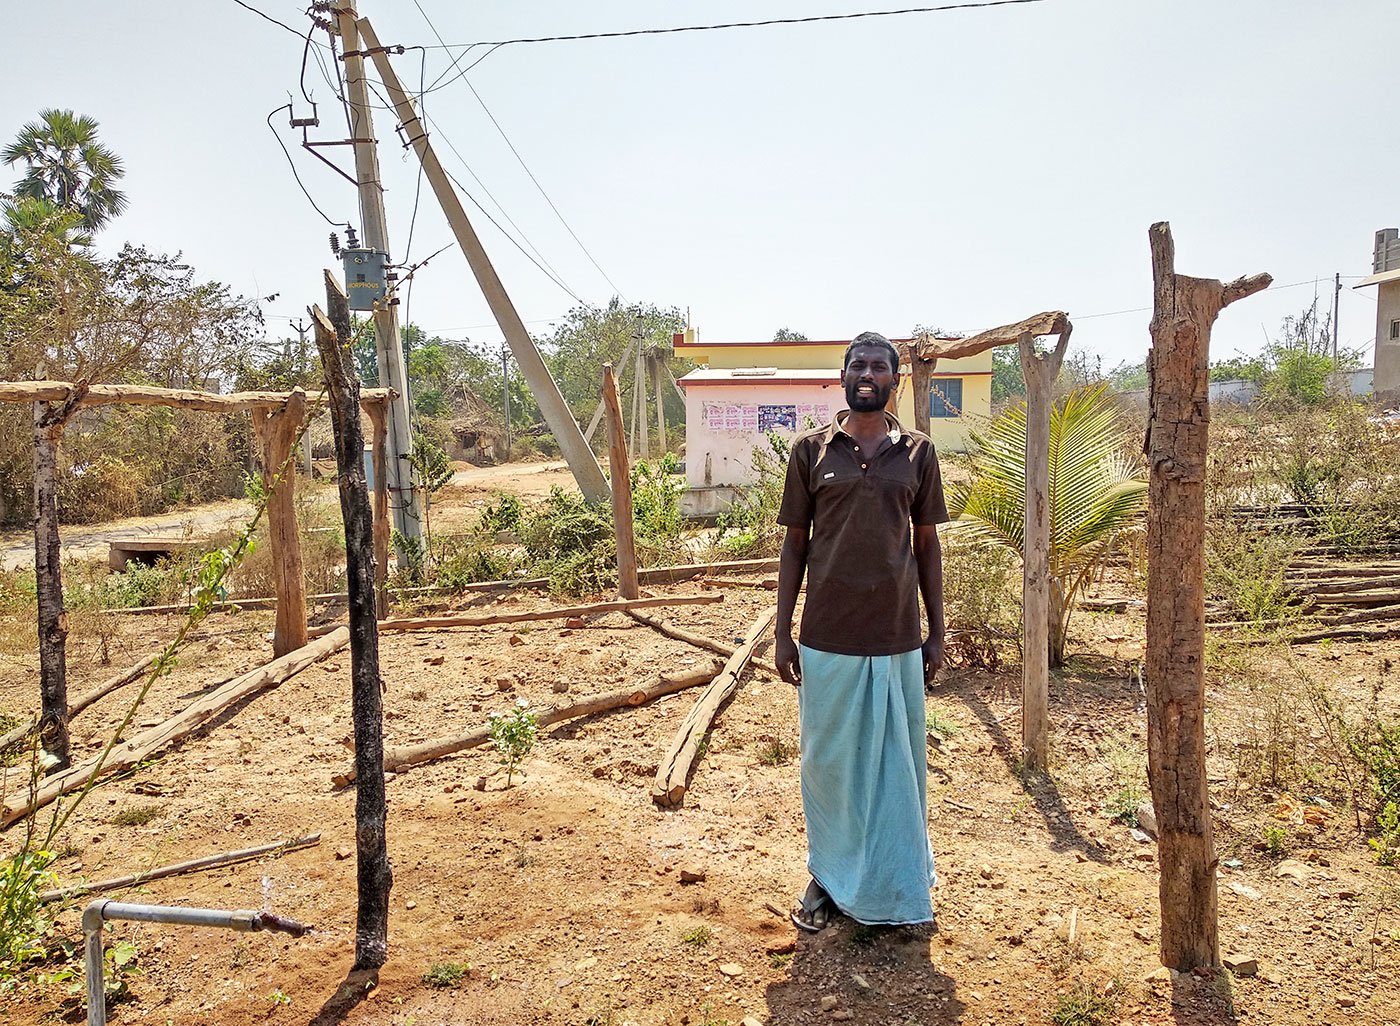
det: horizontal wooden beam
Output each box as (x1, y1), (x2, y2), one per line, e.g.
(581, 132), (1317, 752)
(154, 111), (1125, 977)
(916, 311), (1070, 361)
(0, 380), (394, 413)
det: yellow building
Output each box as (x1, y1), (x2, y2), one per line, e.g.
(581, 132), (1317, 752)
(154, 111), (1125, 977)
(674, 329), (992, 511)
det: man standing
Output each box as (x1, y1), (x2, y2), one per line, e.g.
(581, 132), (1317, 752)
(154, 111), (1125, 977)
(775, 331), (948, 932)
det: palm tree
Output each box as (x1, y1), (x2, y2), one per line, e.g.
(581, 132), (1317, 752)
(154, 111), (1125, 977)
(947, 383), (1147, 667)
(3, 109), (127, 233)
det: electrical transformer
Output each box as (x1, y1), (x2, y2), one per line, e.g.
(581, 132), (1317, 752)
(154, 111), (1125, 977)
(342, 248), (388, 311)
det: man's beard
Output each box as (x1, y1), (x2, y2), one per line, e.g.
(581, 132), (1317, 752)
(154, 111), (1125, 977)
(845, 378), (892, 413)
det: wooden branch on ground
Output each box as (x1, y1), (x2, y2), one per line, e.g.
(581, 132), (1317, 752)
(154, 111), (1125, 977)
(702, 576), (778, 591)
(0, 654), (159, 753)
(331, 658), (723, 785)
(39, 833), (321, 903)
(367, 593), (722, 633)
(652, 606), (777, 808)
(624, 609), (779, 677)
(0, 380), (393, 413)
(1, 628), (350, 829)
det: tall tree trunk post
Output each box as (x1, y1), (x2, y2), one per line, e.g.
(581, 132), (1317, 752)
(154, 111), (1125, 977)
(32, 385), (85, 773)
(634, 345), (650, 461)
(912, 356), (935, 436)
(313, 270), (392, 972)
(365, 399), (391, 613)
(602, 364), (639, 600)
(1018, 328), (1069, 770)
(252, 389), (309, 658)
(1145, 221), (1270, 971)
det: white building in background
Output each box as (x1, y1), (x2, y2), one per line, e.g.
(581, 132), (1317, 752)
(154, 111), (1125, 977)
(1356, 227), (1400, 399)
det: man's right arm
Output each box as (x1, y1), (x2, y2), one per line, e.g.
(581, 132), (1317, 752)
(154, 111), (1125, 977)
(775, 525), (808, 686)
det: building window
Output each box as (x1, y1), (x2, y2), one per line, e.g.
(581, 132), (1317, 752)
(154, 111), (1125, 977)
(930, 378), (963, 418)
(1391, 319), (1400, 341)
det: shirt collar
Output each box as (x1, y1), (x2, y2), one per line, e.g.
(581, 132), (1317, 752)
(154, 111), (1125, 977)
(826, 409), (905, 445)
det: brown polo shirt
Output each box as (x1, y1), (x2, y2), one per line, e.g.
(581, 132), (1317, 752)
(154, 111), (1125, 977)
(777, 411), (948, 657)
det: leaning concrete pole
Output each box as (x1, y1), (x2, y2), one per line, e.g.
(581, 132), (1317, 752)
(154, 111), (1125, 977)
(361, 19), (610, 504)
(1145, 221), (1270, 971)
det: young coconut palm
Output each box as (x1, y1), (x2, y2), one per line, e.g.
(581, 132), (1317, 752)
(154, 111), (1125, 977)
(947, 383), (1146, 667)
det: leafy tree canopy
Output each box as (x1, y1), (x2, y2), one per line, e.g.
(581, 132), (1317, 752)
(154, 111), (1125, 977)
(3, 109), (127, 233)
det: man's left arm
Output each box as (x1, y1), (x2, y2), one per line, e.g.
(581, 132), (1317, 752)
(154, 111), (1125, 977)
(914, 524), (945, 684)
(911, 444), (950, 684)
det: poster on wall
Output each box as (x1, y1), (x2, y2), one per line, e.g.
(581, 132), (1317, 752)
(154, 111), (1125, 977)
(701, 401), (830, 434)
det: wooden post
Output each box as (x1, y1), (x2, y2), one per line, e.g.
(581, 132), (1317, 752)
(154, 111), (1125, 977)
(312, 270), (393, 973)
(1145, 222), (1270, 972)
(912, 356), (935, 436)
(650, 350), (667, 453)
(602, 364), (639, 600)
(1018, 327), (1069, 771)
(32, 386), (85, 772)
(365, 400), (391, 612)
(251, 389), (309, 658)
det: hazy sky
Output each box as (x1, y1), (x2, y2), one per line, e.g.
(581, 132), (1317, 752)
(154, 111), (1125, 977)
(5, 0), (1396, 370)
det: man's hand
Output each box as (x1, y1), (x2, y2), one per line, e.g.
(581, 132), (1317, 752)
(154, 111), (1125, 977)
(922, 633), (944, 685)
(776, 632), (802, 687)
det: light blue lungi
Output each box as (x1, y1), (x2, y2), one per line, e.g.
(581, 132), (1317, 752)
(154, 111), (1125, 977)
(798, 645), (936, 925)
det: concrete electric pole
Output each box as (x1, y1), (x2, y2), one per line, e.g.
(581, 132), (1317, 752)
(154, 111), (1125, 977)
(359, 17), (611, 504)
(334, 0), (423, 545)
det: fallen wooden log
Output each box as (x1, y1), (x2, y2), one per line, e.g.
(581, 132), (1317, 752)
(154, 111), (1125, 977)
(307, 593), (723, 638)
(702, 576), (778, 591)
(625, 609), (779, 677)
(0, 654), (159, 753)
(1294, 575), (1400, 595)
(331, 658), (724, 786)
(39, 833), (321, 903)
(652, 606), (777, 808)
(1, 628), (350, 829)
(1307, 589), (1400, 607)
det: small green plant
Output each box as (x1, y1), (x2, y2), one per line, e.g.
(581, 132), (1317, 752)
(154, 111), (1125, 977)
(109, 803), (164, 827)
(847, 924), (878, 948)
(680, 925), (712, 948)
(479, 492), (523, 534)
(768, 950), (793, 969)
(756, 736), (794, 766)
(488, 699), (539, 787)
(422, 961), (471, 988)
(717, 431), (791, 558)
(1102, 786), (1144, 826)
(926, 705), (961, 742)
(1049, 982), (1117, 1026)
(268, 988), (291, 1006)
(1260, 824), (1289, 858)
(1371, 802), (1400, 867)
(695, 731), (712, 761)
(0, 848), (58, 986)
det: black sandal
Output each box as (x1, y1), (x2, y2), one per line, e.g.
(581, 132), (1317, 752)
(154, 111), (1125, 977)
(791, 879), (835, 933)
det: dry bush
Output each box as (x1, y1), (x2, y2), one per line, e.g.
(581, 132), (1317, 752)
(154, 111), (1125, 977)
(940, 533), (1020, 669)
(221, 484), (345, 599)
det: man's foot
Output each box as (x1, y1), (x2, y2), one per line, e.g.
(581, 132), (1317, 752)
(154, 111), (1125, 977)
(791, 879), (836, 933)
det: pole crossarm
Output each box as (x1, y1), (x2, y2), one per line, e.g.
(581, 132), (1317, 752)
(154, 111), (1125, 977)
(0, 380), (394, 414)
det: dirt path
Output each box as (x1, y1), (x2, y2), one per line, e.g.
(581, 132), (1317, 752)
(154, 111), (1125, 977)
(0, 498), (255, 571)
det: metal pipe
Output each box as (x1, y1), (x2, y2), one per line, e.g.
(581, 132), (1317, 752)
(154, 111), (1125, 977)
(83, 899), (310, 1026)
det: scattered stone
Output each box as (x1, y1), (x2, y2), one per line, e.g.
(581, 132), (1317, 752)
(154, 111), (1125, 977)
(425, 655), (444, 666)
(1133, 927), (1153, 942)
(405, 900), (417, 910)
(968, 991), (984, 1002)
(496, 676), (515, 692)
(474, 776), (488, 791)
(334, 847), (353, 860)
(832, 1012), (853, 1022)
(1135, 799), (1158, 837)
(851, 973), (870, 990)
(742, 1018), (764, 1026)
(553, 680), (570, 693)
(1222, 954), (1258, 976)
(508, 633), (525, 647)
(820, 996), (839, 1012)
(1337, 995), (1357, 1008)
(1228, 881), (1262, 900)
(765, 939), (795, 956)
(1075, 851), (1088, 863)
(1276, 860), (1309, 883)
(1145, 966), (1173, 983)
(679, 866), (707, 884)
(979, 864), (994, 880)
(1134, 851), (1156, 862)
(1129, 827), (1153, 844)
(719, 963), (743, 978)
(565, 617), (586, 629)
(1222, 858), (1244, 869)
(1336, 888), (1360, 900)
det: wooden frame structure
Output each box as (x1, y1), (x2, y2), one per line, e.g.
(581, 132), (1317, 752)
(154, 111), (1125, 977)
(0, 378), (396, 768)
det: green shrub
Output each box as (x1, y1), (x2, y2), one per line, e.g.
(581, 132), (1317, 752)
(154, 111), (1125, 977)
(1204, 524), (1302, 624)
(717, 431), (791, 558)
(488, 699), (539, 787)
(479, 492), (523, 534)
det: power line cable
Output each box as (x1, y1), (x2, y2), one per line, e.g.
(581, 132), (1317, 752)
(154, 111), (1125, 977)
(265, 104), (341, 225)
(420, 1), (1049, 52)
(412, 0), (625, 298)
(230, 0), (324, 43)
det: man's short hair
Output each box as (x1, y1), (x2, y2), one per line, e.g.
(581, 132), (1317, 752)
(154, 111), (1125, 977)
(843, 331), (900, 374)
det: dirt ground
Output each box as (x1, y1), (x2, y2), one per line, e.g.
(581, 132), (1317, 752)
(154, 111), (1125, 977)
(1, 467), (1398, 1026)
